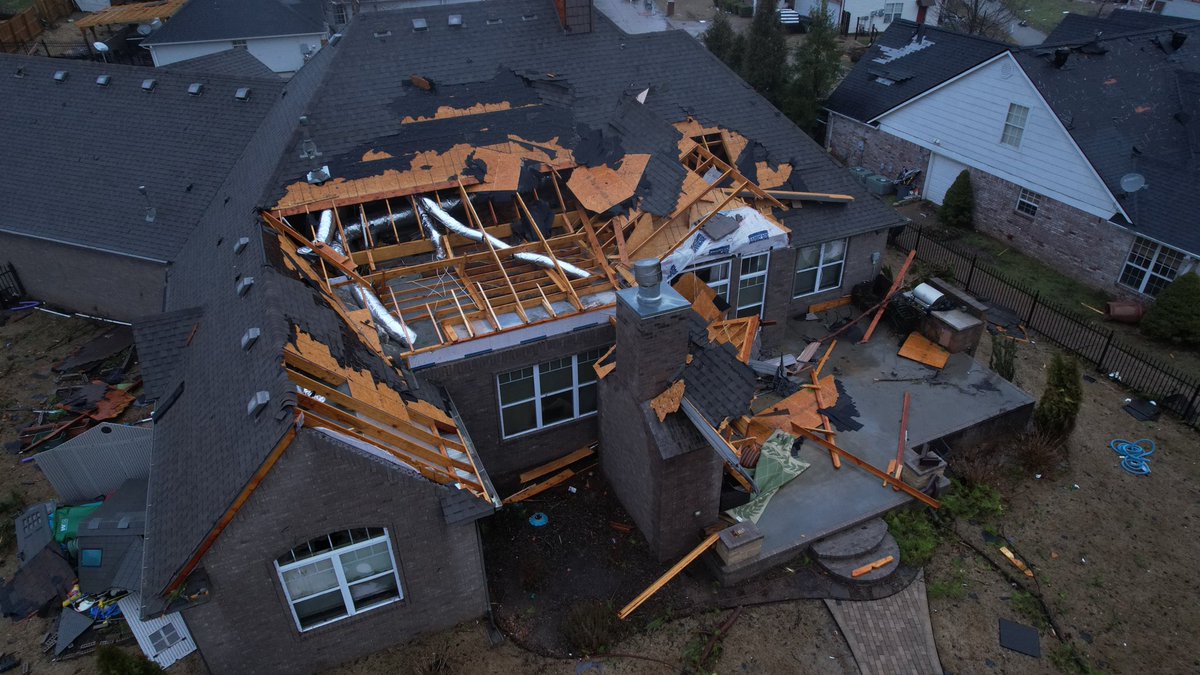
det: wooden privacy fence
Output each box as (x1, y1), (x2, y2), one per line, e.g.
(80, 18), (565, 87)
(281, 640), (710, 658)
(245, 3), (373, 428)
(893, 225), (1200, 428)
(0, 0), (74, 53)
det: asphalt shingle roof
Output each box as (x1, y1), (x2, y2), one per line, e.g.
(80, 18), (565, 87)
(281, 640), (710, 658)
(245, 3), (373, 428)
(1042, 9), (1196, 45)
(164, 48), (279, 80)
(132, 307), (203, 401)
(0, 54), (282, 262)
(682, 342), (756, 427)
(144, 0), (325, 45)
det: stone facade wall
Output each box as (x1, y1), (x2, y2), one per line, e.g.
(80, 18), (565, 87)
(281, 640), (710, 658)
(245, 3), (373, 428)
(183, 430), (487, 675)
(826, 113), (931, 180)
(415, 324), (614, 487)
(0, 232), (166, 320)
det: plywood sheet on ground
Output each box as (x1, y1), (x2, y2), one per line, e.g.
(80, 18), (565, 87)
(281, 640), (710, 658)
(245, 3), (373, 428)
(747, 374), (839, 443)
(898, 332), (950, 369)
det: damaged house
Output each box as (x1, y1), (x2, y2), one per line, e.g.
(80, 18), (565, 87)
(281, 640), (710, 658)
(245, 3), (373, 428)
(3, 0), (1033, 672)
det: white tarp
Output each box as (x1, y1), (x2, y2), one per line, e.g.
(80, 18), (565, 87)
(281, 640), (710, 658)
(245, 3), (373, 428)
(661, 207), (788, 280)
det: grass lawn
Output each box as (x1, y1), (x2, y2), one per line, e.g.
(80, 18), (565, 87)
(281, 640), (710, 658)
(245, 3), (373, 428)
(1005, 0), (1085, 35)
(0, 0), (34, 16)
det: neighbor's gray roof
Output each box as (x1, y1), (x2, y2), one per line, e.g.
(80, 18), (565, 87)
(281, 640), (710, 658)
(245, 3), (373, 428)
(144, 0), (326, 45)
(1042, 9), (1195, 45)
(0, 54), (282, 262)
(163, 48), (279, 80)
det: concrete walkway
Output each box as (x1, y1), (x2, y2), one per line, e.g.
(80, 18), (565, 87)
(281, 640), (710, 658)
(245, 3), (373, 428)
(824, 571), (943, 675)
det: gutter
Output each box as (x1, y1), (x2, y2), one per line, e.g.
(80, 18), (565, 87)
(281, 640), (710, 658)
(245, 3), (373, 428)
(0, 227), (170, 264)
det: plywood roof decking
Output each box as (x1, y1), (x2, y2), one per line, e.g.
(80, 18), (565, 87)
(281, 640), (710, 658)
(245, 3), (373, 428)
(566, 154), (651, 213)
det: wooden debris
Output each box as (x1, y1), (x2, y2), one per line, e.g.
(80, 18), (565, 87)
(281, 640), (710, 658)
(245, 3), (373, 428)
(813, 340), (836, 377)
(999, 546), (1035, 578)
(894, 391), (911, 486)
(898, 332), (950, 369)
(567, 154), (651, 213)
(503, 469), (576, 505)
(618, 532), (720, 620)
(790, 427), (941, 509)
(410, 74), (433, 90)
(859, 249), (917, 344)
(852, 555), (895, 578)
(593, 344), (617, 380)
(519, 445), (595, 485)
(809, 296), (852, 314)
(651, 380), (686, 422)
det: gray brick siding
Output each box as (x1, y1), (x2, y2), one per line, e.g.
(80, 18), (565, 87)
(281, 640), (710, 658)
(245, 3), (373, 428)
(827, 113), (930, 180)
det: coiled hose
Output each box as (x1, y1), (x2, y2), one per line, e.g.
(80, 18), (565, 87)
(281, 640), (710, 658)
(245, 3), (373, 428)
(1110, 438), (1154, 476)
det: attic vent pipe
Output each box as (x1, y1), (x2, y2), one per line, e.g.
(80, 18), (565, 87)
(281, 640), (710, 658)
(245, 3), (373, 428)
(1053, 48), (1070, 68)
(633, 259), (663, 306)
(1172, 31), (1187, 50)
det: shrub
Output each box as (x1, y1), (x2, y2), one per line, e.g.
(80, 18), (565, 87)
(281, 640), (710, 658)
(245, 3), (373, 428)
(1034, 353), (1081, 439)
(96, 646), (163, 675)
(990, 336), (1016, 382)
(561, 599), (619, 654)
(939, 170), (974, 230)
(940, 480), (1004, 523)
(885, 508), (941, 566)
(1141, 271), (1200, 347)
(1017, 432), (1065, 475)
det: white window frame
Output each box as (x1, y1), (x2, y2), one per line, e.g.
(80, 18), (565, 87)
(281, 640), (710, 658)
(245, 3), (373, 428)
(1119, 236), (1186, 297)
(275, 529), (403, 633)
(1015, 188), (1041, 217)
(793, 239), (847, 298)
(148, 623), (183, 654)
(735, 252), (770, 318)
(1001, 103), (1029, 147)
(497, 348), (603, 439)
(882, 2), (903, 22)
(684, 258), (732, 302)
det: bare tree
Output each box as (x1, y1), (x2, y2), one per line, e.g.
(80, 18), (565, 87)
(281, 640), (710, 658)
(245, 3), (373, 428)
(938, 0), (1011, 41)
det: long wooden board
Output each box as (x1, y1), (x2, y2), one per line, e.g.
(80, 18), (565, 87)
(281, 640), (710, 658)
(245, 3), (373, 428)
(618, 533), (720, 620)
(519, 446), (595, 485)
(790, 427), (941, 509)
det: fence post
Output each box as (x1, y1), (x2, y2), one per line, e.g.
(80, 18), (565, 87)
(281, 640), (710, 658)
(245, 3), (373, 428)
(1025, 290), (1040, 324)
(965, 254), (977, 293)
(1097, 329), (1114, 370)
(914, 226), (923, 254)
(1185, 383), (1200, 427)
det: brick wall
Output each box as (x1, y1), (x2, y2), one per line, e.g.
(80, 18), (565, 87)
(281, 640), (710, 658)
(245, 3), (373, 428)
(183, 430), (487, 675)
(780, 229), (888, 324)
(415, 324), (614, 486)
(0, 232), (165, 320)
(827, 113), (930, 180)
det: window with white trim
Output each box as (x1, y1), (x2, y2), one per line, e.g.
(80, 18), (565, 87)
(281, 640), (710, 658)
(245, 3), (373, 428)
(1001, 103), (1029, 147)
(1119, 237), (1186, 297)
(498, 348), (604, 438)
(148, 623), (182, 654)
(736, 253), (770, 318)
(1015, 188), (1041, 217)
(793, 239), (846, 297)
(684, 259), (731, 302)
(883, 2), (903, 22)
(275, 528), (402, 632)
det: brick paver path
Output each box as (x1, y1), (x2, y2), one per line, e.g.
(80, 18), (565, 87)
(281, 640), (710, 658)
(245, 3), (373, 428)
(824, 571), (943, 675)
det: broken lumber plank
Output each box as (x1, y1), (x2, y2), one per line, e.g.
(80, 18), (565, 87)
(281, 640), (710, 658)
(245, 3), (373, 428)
(999, 546), (1036, 578)
(859, 249), (917, 344)
(791, 427), (941, 509)
(650, 380), (686, 422)
(895, 391), (911, 481)
(898, 332), (950, 369)
(503, 469), (576, 505)
(814, 340), (836, 377)
(852, 555), (895, 578)
(808, 296), (853, 313)
(519, 446), (595, 485)
(618, 533), (720, 620)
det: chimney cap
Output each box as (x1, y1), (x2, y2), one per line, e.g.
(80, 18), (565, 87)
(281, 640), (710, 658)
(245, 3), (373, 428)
(618, 259), (690, 318)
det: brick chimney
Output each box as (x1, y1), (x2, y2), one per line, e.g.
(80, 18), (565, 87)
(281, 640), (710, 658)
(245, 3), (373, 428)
(555, 0), (593, 34)
(612, 260), (691, 400)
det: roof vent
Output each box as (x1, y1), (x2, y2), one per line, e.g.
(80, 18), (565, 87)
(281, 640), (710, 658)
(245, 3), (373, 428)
(233, 236), (250, 254)
(329, 32), (343, 45)
(236, 276), (255, 297)
(307, 165), (331, 185)
(14, 66), (24, 77)
(117, 516), (131, 529)
(187, 82), (204, 96)
(1053, 48), (1070, 68)
(633, 259), (663, 305)
(235, 87), (251, 101)
(138, 185), (156, 223)
(241, 327), (261, 350)
(521, 12), (538, 21)
(448, 14), (463, 27)
(96, 74), (111, 87)
(141, 78), (157, 92)
(412, 17), (428, 31)
(247, 391), (270, 417)
(1172, 31), (1187, 50)
(372, 28), (391, 38)
(53, 70), (68, 83)
(87, 518), (101, 530)
(486, 16), (502, 25)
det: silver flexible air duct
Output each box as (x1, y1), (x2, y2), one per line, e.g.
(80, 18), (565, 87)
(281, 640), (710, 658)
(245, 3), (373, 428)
(331, 206), (417, 255)
(353, 285), (417, 347)
(415, 203), (446, 260)
(297, 209), (335, 255)
(418, 197), (591, 279)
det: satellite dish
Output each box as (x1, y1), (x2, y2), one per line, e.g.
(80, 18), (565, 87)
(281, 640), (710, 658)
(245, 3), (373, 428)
(137, 23), (153, 36)
(1120, 173), (1146, 193)
(93, 41), (109, 52)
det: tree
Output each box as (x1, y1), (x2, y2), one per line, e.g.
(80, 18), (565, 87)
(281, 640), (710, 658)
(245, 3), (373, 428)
(739, 0), (789, 105)
(1033, 353), (1081, 440)
(785, 7), (843, 136)
(938, 0), (1011, 40)
(703, 11), (741, 70)
(990, 336), (1016, 382)
(939, 170), (974, 229)
(96, 646), (163, 675)
(1141, 271), (1200, 346)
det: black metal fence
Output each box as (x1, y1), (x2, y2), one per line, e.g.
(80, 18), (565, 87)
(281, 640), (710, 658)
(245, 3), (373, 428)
(893, 226), (1200, 428)
(0, 262), (24, 307)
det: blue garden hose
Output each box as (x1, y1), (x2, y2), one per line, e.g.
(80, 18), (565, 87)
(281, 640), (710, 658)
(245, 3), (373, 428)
(1110, 438), (1154, 476)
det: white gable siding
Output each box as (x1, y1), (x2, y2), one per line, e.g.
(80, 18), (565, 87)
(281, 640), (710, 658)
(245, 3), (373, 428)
(875, 53), (1120, 220)
(149, 34), (324, 73)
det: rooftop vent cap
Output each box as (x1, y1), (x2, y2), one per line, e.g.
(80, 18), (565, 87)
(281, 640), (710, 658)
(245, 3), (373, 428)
(247, 391), (270, 417)
(329, 32), (343, 45)
(486, 16), (502, 25)
(521, 12), (537, 21)
(241, 327), (261, 350)
(448, 14), (463, 27)
(235, 87), (251, 101)
(96, 74), (111, 87)
(187, 82), (203, 96)
(117, 516), (131, 529)
(412, 17), (428, 31)
(1172, 31), (1187, 50)
(233, 236), (250, 254)
(1053, 48), (1070, 68)
(236, 276), (255, 297)
(633, 259), (663, 305)
(1119, 172), (1146, 194)
(141, 78), (157, 92)
(53, 70), (68, 83)
(372, 29), (391, 38)
(307, 165), (331, 185)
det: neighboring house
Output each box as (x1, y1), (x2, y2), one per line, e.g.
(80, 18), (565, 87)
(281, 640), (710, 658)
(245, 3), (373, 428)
(142, 0), (328, 74)
(793, 0), (936, 34)
(825, 18), (1200, 298)
(1138, 0), (1200, 19)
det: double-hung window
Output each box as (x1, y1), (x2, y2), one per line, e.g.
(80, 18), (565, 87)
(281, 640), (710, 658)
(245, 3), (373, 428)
(793, 239), (847, 297)
(1119, 237), (1186, 297)
(736, 253), (770, 318)
(275, 528), (403, 632)
(684, 259), (732, 302)
(1001, 103), (1029, 147)
(498, 348), (603, 438)
(1015, 188), (1041, 217)
(883, 2), (903, 22)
